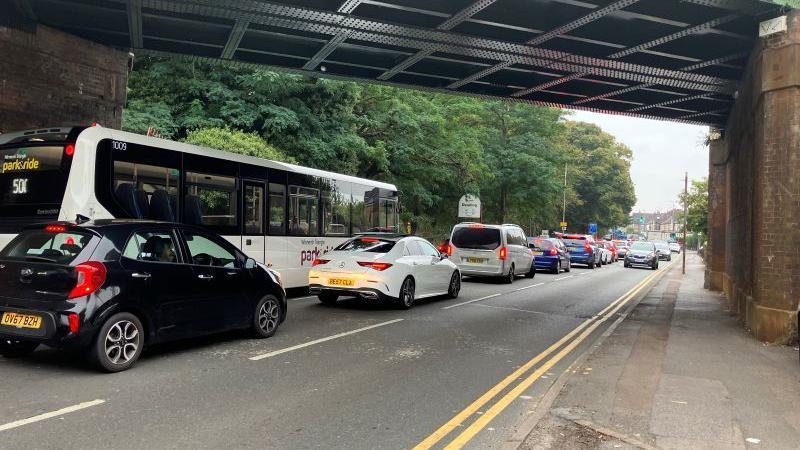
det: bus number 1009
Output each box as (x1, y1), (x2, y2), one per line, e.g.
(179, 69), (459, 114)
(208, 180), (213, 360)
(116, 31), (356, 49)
(111, 140), (128, 151)
(12, 178), (29, 194)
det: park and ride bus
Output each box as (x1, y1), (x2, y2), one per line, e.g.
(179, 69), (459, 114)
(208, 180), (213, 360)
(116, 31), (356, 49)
(0, 125), (399, 288)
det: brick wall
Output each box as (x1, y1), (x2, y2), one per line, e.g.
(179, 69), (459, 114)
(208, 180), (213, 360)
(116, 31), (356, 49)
(0, 24), (129, 132)
(707, 10), (800, 343)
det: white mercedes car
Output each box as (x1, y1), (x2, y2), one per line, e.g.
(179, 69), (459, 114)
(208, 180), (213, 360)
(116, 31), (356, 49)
(308, 234), (461, 309)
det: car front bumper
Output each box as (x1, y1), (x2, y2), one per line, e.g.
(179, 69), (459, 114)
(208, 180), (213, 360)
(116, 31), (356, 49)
(626, 256), (657, 267)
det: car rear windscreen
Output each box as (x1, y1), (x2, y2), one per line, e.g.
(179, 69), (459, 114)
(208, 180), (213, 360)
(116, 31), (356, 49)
(335, 238), (395, 253)
(1, 145), (72, 225)
(0, 229), (93, 264)
(531, 238), (554, 250)
(451, 227), (501, 250)
(563, 239), (587, 247)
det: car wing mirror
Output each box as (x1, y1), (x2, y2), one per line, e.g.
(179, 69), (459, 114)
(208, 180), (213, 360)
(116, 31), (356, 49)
(245, 257), (257, 270)
(439, 252), (449, 260)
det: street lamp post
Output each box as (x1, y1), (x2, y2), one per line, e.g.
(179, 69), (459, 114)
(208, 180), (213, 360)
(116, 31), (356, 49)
(683, 172), (688, 275)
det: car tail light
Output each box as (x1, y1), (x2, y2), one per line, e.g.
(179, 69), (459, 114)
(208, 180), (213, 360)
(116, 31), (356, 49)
(357, 261), (393, 271)
(446, 243), (453, 256)
(312, 259), (329, 267)
(45, 224), (67, 233)
(585, 244), (592, 253)
(499, 247), (507, 260)
(68, 313), (80, 334)
(360, 237), (379, 243)
(64, 144), (75, 157)
(68, 261), (107, 300)
(548, 248), (558, 256)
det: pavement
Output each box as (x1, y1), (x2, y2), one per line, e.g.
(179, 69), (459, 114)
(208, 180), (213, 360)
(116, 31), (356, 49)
(520, 252), (800, 450)
(0, 258), (660, 449)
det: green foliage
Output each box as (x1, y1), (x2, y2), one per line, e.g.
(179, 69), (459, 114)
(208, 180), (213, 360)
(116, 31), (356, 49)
(184, 127), (295, 164)
(678, 178), (708, 235)
(123, 56), (637, 239)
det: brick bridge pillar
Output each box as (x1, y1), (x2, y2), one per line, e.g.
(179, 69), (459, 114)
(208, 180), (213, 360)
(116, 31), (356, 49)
(706, 10), (800, 343)
(0, 10), (129, 132)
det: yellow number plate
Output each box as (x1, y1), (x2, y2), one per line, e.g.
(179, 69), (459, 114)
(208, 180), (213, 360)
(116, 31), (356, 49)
(532, 251), (543, 256)
(466, 257), (485, 264)
(1, 312), (42, 330)
(328, 278), (355, 287)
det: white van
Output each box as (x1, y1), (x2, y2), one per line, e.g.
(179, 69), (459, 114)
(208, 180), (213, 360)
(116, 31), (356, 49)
(448, 223), (534, 283)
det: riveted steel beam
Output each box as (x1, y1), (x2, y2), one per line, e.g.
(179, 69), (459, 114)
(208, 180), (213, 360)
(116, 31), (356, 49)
(511, 14), (742, 98)
(573, 51), (748, 105)
(449, 0), (639, 89)
(127, 0), (143, 48)
(126, 0), (734, 88)
(378, 0), (499, 80)
(302, 0), (365, 71)
(628, 92), (725, 112)
(221, 19), (249, 59)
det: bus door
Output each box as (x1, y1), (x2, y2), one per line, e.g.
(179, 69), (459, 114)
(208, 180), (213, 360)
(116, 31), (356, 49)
(242, 180), (266, 263)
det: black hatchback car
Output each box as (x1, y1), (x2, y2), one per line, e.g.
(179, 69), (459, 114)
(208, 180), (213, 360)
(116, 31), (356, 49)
(0, 220), (286, 372)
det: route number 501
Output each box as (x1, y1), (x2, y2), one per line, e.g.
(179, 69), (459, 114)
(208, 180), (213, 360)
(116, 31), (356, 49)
(12, 178), (28, 194)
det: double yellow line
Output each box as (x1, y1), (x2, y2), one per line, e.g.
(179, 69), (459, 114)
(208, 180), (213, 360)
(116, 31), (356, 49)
(414, 262), (672, 450)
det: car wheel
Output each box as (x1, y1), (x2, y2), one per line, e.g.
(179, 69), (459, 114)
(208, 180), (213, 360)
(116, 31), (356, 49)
(525, 264), (536, 278)
(551, 261), (560, 274)
(89, 312), (144, 373)
(564, 261), (571, 272)
(588, 260), (595, 269)
(253, 295), (283, 338)
(0, 339), (39, 358)
(398, 277), (416, 309)
(318, 293), (339, 305)
(447, 271), (461, 298)
(624, 261), (630, 268)
(502, 264), (515, 284)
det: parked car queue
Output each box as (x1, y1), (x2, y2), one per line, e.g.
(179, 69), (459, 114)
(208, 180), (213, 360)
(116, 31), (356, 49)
(1, 220), (662, 372)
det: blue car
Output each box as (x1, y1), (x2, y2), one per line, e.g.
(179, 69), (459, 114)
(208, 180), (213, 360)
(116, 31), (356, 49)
(562, 235), (598, 269)
(529, 237), (571, 274)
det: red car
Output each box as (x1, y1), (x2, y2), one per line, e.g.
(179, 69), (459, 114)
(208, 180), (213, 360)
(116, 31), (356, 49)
(603, 241), (618, 262)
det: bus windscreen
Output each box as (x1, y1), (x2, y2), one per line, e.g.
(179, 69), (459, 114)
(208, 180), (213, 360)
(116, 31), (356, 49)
(1, 145), (71, 222)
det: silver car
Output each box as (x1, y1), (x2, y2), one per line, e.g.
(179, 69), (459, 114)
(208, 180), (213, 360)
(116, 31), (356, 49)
(449, 223), (535, 284)
(654, 241), (672, 261)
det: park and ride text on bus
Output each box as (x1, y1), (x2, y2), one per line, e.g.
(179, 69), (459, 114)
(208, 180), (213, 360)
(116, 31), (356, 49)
(0, 126), (399, 288)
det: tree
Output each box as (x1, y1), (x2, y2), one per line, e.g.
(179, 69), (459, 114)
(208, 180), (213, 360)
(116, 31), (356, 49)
(678, 178), (708, 234)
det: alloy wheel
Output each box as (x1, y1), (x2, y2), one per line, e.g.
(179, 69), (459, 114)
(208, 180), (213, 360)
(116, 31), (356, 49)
(448, 272), (461, 297)
(401, 278), (415, 308)
(105, 320), (140, 365)
(259, 299), (281, 334)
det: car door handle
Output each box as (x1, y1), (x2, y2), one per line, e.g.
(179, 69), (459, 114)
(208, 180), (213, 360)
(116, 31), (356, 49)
(197, 274), (214, 280)
(224, 271), (238, 277)
(131, 272), (151, 279)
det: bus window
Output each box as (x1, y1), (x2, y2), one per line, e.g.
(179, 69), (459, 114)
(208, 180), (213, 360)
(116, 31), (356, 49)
(379, 198), (399, 232)
(269, 183), (286, 235)
(0, 145), (71, 224)
(323, 181), (350, 236)
(113, 161), (179, 221)
(244, 183), (264, 235)
(185, 172), (238, 230)
(351, 184), (369, 234)
(289, 186), (318, 236)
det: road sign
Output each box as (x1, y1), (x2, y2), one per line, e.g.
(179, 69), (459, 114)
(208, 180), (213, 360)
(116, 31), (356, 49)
(589, 223), (597, 234)
(458, 194), (481, 218)
(559, 221), (567, 228)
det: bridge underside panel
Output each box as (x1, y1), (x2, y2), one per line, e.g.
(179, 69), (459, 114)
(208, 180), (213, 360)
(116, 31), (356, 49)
(13, 0), (789, 127)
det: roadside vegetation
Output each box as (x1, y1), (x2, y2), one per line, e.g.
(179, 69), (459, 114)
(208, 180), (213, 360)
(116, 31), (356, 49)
(123, 56), (636, 239)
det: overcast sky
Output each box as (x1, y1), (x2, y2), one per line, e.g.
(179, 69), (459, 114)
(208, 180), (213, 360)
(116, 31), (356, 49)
(566, 110), (709, 213)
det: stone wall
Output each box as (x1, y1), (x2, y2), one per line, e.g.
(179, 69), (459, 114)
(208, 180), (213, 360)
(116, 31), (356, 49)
(0, 22), (129, 132)
(707, 10), (800, 343)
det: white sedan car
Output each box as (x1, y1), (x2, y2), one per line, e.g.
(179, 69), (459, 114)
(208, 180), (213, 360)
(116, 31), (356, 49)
(669, 242), (681, 253)
(308, 235), (461, 309)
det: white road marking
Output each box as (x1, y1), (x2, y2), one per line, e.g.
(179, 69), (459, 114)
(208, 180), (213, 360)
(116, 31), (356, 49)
(475, 304), (549, 316)
(516, 283), (544, 291)
(578, 272), (591, 275)
(0, 399), (105, 432)
(553, 275), (574, 281)
(441, 293), (501, 310)
(249, 319), (404, 361)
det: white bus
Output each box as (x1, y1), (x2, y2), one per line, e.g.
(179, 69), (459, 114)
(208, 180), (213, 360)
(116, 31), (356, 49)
(0, 126), (399, 288)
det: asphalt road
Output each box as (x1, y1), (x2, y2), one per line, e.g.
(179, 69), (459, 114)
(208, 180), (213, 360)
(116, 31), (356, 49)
(0, 259), (669, 449)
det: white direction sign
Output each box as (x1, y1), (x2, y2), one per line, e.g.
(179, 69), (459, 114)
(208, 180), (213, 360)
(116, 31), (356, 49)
(458, 194), (481, 218)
